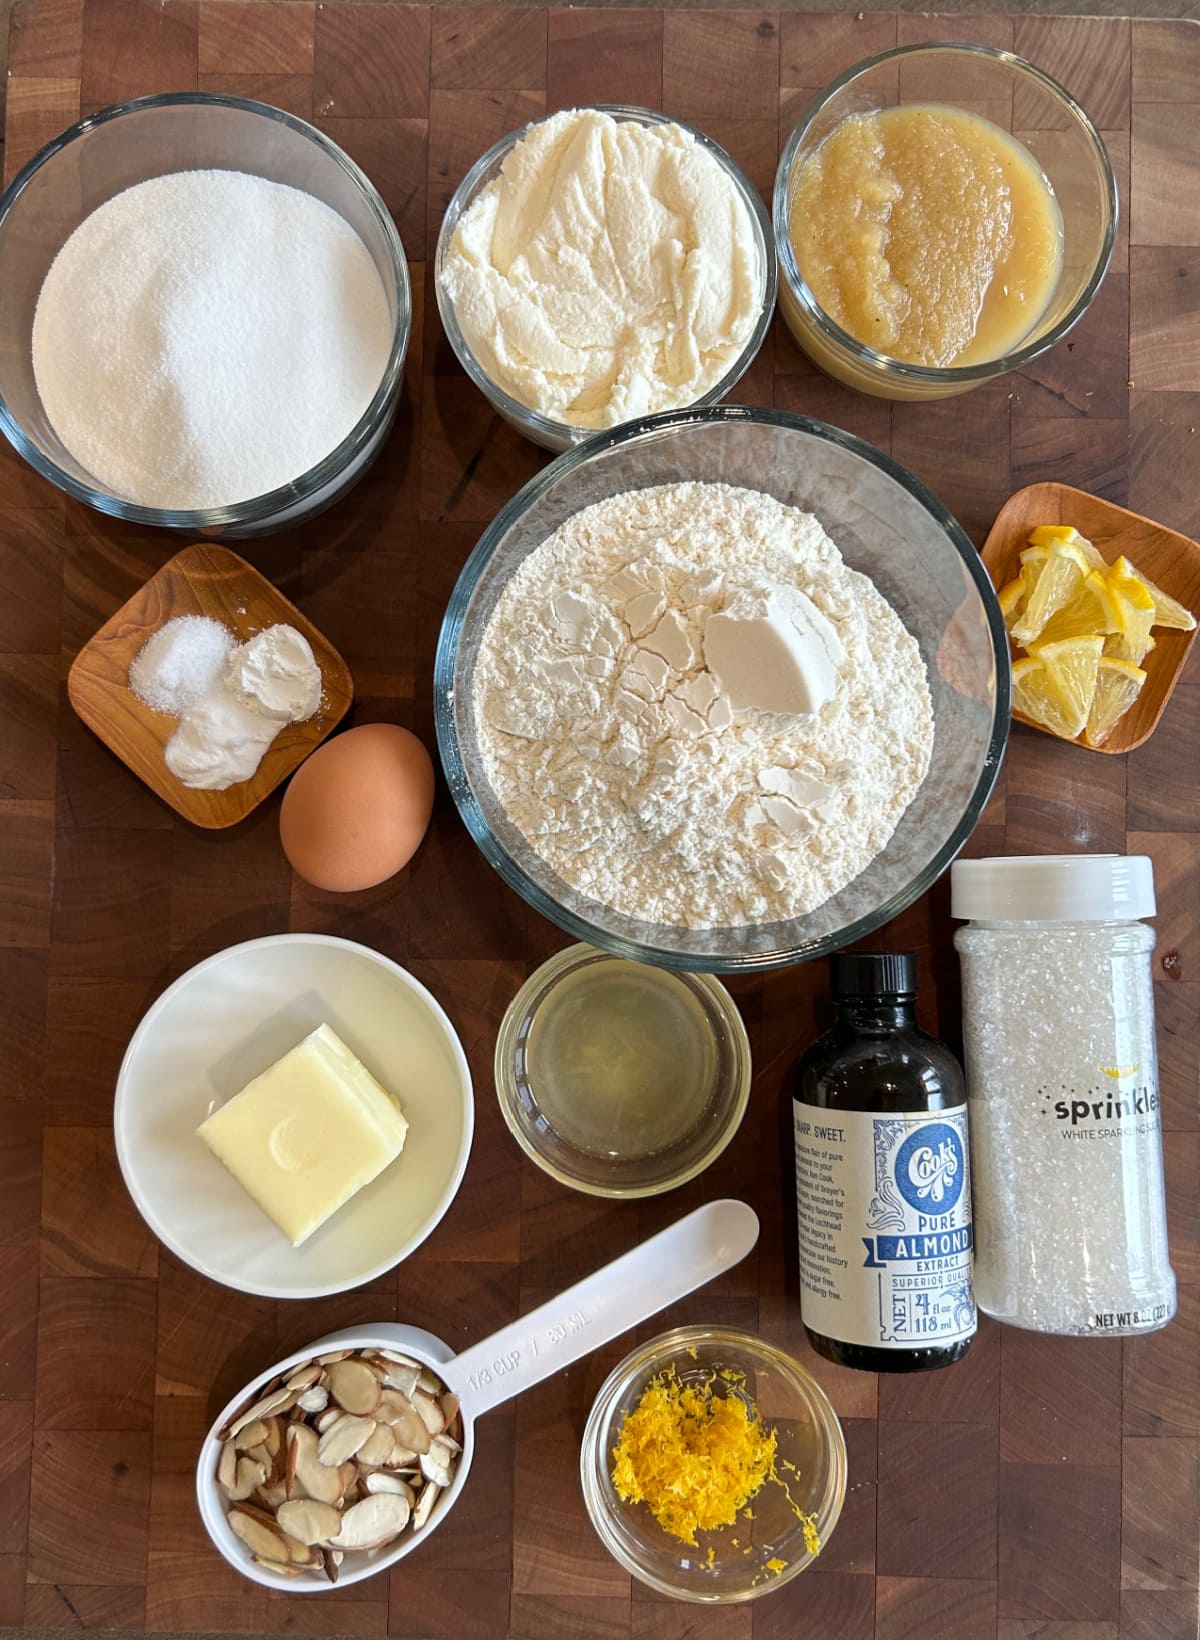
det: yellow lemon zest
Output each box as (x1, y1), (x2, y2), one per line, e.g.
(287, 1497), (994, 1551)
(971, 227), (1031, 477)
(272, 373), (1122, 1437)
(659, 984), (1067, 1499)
(610, 1368), (821, 1557)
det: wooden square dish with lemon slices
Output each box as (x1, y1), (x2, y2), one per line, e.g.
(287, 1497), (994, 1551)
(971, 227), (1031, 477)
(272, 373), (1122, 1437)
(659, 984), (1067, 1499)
(981, 484), (1200, 754)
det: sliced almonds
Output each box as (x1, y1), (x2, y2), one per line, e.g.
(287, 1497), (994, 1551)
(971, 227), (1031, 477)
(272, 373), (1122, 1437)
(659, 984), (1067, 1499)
(326, 1359), (383, 1417)
(317, 1412), (376, 1467)
(228, 1504), (291, 1563)
(217, 1441), (238, 1491)
(330, 1492), (411, 1550)
(216, 1347), (461, 1582)
(412, 1482), (439, 1530)
(226, 1385), (299, 1437)
(277, 1499), (343, 1545)
(226, 1455), (269, 1502)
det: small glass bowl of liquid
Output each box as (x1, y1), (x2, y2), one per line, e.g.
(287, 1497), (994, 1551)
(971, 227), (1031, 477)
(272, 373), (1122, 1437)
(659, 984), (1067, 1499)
(495, 944), (752, 1197)
(773, 43), (1116, 401)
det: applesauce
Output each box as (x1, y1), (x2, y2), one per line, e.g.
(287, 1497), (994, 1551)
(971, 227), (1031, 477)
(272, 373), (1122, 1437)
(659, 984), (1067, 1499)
(789, 105), (1063, 370)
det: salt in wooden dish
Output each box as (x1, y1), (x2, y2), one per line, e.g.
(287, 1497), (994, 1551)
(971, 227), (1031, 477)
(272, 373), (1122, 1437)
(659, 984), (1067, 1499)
(68, 544), (353, 827)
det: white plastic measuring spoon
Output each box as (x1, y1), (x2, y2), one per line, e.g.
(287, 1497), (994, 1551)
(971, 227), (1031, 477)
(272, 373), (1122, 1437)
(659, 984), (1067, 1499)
(198, 1198), (759, 1589)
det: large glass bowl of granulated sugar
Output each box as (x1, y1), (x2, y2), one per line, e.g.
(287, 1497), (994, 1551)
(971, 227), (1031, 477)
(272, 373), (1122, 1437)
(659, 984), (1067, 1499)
(0, 94), (410, 537)
(435, 407), (1010, 972)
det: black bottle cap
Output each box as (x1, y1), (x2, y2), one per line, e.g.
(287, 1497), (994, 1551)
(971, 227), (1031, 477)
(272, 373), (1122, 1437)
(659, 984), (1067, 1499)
(831, 951), (918, 998)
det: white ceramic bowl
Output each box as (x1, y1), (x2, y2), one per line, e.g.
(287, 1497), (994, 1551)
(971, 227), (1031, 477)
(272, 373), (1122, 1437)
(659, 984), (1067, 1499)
(114, 935), (473, 1298)
(197, 1325), (474, 1591)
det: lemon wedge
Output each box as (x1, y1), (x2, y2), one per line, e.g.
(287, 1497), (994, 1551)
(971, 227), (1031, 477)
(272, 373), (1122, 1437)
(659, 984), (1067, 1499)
(1137, 568), (1198, 632)
(1104, 576), (1156, 664)
(1012, 655), (1084, 740)
(1027, 525), (1107, 571)
(998, 573), (1027, 630)
(1085, 658), (1146, 747)
(1037, 571), (1124, 644)
(1108, 554), (1196, 633)
(1029, 634), (1104, 738)
(1012, 540), (1092, 647)
(1004, 519), (1196, 745)
(1108, 557), (1156, 607)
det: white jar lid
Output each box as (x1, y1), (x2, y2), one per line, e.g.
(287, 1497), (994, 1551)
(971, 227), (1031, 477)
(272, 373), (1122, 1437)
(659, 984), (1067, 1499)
(950, 854), (1156, 922)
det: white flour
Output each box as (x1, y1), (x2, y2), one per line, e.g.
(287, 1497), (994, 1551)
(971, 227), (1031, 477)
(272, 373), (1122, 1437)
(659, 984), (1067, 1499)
(32, 170), (393, 510)
(473, 482), (934, 928)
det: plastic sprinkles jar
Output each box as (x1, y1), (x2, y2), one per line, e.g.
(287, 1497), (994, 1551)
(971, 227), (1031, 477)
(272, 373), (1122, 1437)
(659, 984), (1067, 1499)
(951, 854), (1176, 1338)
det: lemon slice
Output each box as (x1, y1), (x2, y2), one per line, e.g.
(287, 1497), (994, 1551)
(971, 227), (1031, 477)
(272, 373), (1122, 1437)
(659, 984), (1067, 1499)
(1027, 525), (1107, 571)
(1128, 567), (1197, 632)
(1083, 570), (1126, 633)
(1030, 634), (1103, 737)
(1085, 658), (1146, 747)
(1012, 656), (1083, 740)
(1105, 591), (1155, 665)
(1108, 557), (1156, 608)
(1012, 541), (1092, 647)
(1036, 571), (1123, 644)
(997, 573), (1026, 629)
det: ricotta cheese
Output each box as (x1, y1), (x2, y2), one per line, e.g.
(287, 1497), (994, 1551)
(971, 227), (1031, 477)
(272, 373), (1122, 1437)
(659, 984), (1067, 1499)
(439, 108), (761, 428)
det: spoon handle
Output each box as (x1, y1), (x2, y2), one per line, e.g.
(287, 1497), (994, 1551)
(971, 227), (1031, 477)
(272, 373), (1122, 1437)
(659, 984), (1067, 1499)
(445, 1198), (758, 1418)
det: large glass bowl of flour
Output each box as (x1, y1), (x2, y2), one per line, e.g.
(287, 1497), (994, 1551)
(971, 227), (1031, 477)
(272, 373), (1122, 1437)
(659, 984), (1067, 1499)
(435, 407), (1009, 972)
(0, 94), (410, 537)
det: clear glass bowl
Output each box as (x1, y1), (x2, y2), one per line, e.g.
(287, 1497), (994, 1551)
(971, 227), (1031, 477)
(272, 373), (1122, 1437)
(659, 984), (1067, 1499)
(773, 43), (1117, 401)
(434, 105), (777, 452)
(0, 93), (410, 537)
(433, 407), (1010, 973)
(581, 1326), (847, 1602)
(493, 943), (752, 1198)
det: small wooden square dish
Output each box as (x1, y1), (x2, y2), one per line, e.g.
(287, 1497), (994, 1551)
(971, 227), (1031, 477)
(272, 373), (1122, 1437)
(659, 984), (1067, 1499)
(68, 545), (353, 828)
(981, 483), (1200, 755)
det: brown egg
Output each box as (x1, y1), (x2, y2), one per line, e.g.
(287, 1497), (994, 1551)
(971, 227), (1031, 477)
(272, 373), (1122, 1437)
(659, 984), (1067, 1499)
(280, 723), (435, 892)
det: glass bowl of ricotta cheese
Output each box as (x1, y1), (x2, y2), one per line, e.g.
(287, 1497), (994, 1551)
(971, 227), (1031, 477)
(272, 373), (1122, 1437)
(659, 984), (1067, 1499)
(435, 406), (1009, 973)
(435, 105), (777, 452)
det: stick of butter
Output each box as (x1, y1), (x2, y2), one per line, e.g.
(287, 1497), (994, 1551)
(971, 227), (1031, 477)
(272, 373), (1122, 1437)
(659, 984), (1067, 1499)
(197, 1023), (409, 1246)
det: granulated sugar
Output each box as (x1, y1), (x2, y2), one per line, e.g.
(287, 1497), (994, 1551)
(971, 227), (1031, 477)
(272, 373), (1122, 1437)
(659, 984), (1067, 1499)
(32, 170), (393, 510)
(472, 481), (934, 928)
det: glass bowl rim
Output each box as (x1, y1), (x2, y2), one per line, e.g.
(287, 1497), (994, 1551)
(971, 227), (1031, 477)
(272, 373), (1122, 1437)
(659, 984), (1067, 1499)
(0, 90), (411, 528)
(580, 1323), (849, 1603)
(492, 941), (753, 1198)
(432, 403), (1011, 974)
(433, 103), (779, 445)
(772, 40), (1119, 385)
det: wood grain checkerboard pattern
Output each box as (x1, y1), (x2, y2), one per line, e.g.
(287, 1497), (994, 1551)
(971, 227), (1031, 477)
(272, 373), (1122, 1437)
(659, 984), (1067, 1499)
(1, 4), (1198, 1635)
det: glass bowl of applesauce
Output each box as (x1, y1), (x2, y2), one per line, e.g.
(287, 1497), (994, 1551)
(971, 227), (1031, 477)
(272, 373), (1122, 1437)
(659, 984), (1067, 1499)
(774, 43), (1116, 401)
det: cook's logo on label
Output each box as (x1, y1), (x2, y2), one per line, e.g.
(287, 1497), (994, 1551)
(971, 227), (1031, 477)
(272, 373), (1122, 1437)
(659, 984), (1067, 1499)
(894, 1123), (964, 1214)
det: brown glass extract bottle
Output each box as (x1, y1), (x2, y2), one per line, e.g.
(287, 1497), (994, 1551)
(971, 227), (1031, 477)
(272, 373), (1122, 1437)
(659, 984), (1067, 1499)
(793, 951), (976, 1373)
